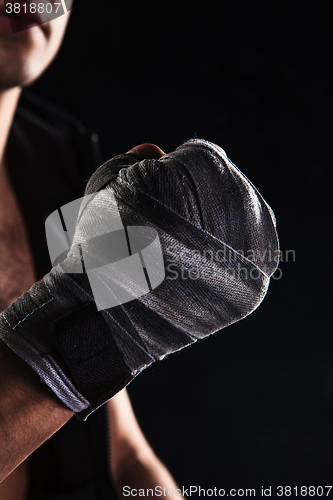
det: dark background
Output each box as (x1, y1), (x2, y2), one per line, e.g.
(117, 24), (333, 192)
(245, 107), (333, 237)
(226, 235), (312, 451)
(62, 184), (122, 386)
(30, 0), (331, 493)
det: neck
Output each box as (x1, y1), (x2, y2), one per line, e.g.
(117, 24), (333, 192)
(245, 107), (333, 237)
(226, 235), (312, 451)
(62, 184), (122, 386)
(0, 87), (21, 186)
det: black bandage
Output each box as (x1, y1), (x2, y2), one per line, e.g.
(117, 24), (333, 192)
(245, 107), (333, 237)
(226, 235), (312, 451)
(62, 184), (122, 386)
(0, 139), (279, 420)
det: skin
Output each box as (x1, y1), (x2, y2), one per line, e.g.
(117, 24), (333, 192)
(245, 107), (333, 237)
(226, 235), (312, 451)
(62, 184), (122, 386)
(0, 2), (182, 498)
(108, 389), (181, 497)
(0, 5), (76, 494)
(0, 0), (73, 90)
(0, 146), (176, 499)
(0, 0), (73, 172)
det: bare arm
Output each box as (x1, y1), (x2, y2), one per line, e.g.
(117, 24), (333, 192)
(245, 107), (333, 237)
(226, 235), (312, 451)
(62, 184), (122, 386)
(0, 339), (182, 496)
(0, 341), (74, 483)
(107, 389), (184, 499)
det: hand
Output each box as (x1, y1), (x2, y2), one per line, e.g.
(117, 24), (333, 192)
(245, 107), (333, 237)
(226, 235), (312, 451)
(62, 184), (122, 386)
(0, 139), (279, 421)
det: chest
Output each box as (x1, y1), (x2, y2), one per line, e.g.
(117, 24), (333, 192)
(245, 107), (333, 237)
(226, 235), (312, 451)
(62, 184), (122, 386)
(0, 181), (35, 312)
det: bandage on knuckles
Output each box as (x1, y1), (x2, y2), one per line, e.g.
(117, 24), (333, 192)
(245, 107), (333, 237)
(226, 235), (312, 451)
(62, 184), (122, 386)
(0, 140), (279, 420)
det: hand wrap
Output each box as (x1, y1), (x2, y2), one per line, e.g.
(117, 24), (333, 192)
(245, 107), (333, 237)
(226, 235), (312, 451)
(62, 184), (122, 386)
(0, 139), (279, 420)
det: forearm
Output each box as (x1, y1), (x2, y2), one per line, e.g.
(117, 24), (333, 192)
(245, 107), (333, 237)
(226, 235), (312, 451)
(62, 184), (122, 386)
(116, 448), (184, 499)
(107, 392), (184, 499)
(0, 341), (74, 482)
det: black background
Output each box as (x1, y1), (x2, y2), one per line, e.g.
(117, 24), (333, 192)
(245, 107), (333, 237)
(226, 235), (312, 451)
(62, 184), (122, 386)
(30, 0), (331, 493)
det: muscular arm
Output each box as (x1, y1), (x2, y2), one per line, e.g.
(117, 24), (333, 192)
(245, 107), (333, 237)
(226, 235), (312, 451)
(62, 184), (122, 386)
(0, 338), (182, 497)
(108, 389), (184, 499)
(0, 339), (183, 497)
(0, 341), (74, 483)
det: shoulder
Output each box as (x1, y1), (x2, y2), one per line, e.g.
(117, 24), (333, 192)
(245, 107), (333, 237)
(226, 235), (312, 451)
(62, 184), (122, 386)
(14, 91), (101, 183)
(6, 92), (103, 278)
(18, 91), (93, 140)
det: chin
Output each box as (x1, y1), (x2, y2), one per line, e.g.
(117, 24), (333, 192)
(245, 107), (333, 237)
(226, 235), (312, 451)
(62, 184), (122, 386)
(0, 43), (51, 89)
(0, 63), (39, 90)
(0, 10), (70, 90)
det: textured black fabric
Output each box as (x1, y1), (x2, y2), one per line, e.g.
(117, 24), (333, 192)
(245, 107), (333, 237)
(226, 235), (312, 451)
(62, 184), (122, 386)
(4, 92), (119, 500)
(6, 91), (101, 279)
(53, 303), (133, 403)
